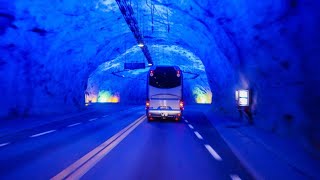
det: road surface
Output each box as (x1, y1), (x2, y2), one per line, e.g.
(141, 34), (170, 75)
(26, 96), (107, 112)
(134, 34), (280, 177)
(0, 105), (252, 180)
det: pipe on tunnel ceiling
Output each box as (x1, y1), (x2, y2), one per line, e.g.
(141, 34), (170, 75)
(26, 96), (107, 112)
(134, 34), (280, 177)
(115, 0), (153, 65)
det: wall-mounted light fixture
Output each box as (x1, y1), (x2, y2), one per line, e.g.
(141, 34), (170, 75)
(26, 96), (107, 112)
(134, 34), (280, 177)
(138, 43), (144, 47)
(235, 89), (250, 106)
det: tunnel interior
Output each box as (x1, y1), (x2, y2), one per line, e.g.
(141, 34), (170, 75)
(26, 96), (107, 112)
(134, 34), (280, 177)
(86, 44), (212, 104)
(1, 0), (320, 150)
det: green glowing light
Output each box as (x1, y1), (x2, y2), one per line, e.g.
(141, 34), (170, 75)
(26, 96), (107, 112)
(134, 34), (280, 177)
(193, 87), (212, 104)
(97, 90), (120, 103)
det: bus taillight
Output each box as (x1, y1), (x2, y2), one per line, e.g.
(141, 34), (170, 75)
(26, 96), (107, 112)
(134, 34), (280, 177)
(177, 70), (181, 77)
(150, 70), (154, 77)
(179, 100), (184, 110)
(146, 100), (150, 109)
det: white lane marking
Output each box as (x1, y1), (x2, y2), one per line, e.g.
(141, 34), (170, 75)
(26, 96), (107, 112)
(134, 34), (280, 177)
(230, 174), (241, 180)
(103, 115), (109, 118)
(52, 115), (146, 180)
(185, 120), (188, 123)
(188, 124), (194, 129)
(205, 144), (222, 161)
(30, 130), (56, 138)
(67, 122), (82, 127)
(89, 118), (98, 121)
(194, 131), (203, 140)
(0, 142), (10, 147)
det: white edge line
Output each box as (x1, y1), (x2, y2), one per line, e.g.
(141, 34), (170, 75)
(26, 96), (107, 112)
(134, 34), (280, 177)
(103, 115), (109, 118)
(89, 118), (98, 121)
(194, 131), (203, 140)
(205, 144), (222, 161)
(0, 142), (10, 147)
(188, 124), (194, 129)
(67, 122), (82, 127)
(30, 130), (56, 138)
(230, 174), (241, 180)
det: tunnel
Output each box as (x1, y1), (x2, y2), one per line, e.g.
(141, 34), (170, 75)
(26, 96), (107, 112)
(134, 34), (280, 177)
(86, 44), (212, 104)
(0, 0), (320, 179)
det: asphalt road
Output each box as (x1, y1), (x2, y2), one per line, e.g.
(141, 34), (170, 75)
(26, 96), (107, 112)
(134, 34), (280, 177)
(0, 105), (252, 180)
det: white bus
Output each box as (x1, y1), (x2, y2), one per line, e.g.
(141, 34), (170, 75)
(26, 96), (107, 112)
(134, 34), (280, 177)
(146, 66), (184, 121)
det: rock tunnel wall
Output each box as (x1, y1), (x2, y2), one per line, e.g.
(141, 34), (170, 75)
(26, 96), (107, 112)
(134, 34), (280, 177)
(0, 0), (319, 149)
(86, 44), (212, 105)
(204, 0), (320, 149)
(0, 0), (136, 117)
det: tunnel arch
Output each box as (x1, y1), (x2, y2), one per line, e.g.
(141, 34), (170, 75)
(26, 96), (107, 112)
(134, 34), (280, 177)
(1, 0), (320, 149)
(86, 44), (213, 104)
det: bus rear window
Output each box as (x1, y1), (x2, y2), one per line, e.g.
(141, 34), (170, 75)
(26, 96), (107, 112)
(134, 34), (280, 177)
(149, 67), (181, 88)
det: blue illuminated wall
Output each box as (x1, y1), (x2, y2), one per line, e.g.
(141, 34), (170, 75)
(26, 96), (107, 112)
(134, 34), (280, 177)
(86, 45), (212, 104)
(0, 0), (319, 149)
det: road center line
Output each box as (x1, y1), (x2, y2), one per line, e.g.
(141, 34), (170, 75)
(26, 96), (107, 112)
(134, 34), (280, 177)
(230, 174), (241, 180)
(30, 130), (56, 138)
(89, 118), (98, 121)
(204, 144), (222, 161)
(67, 122), (82, 127)
(185, 120), (188, 123)
(188, 124), (194, 129)
(194, 131), (203, 140)
(0, 142), (10, 147)
(52, 115), (146, 180)
(103, 115), (109, 118)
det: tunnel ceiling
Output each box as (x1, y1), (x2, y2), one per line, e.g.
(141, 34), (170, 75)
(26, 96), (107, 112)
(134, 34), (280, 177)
(86, 44), (212, 104)
(1, 0), (320, 147)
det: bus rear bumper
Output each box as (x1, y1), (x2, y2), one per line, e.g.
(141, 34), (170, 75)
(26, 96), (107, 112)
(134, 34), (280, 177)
(147, 109), (182, 119)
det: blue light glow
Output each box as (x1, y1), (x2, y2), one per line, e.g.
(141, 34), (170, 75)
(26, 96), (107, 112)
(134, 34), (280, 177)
(1, 0), (319, 152)
(86, 44), (212, 104)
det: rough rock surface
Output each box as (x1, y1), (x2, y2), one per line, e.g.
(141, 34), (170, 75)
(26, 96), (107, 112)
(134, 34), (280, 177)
(0, 0), (319, 148)
(86, 45), (212, 104)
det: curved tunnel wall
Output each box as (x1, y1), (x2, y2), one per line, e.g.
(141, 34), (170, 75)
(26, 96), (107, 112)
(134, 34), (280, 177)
(86, 44), (212, 105)
(0, 0), (320, 148)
